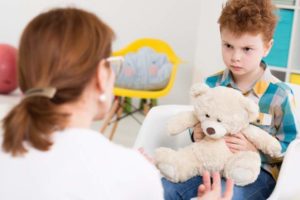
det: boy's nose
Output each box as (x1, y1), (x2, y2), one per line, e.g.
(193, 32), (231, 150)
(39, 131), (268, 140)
(231, 51), (241, 62)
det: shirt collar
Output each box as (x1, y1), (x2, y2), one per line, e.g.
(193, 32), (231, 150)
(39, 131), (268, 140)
(219, 69), (234, 87)
(219, 61), (278, 97)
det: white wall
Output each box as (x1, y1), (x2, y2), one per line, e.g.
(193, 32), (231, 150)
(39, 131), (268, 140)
(0, 1), (27, 46)
(0, 0), (206, 104)
(193, 0), (226, 83)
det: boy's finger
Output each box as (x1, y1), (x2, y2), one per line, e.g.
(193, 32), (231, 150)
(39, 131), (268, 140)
(234, 132), (246, 139)
(225, 143), (243, 151)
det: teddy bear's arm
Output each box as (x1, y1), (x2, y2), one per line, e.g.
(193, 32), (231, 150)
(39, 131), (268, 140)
(167, 111), (199, 135)
(242, 125), (282, 158)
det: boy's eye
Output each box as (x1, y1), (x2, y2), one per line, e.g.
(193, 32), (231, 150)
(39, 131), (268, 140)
(205, 114), (210, 118)
(224, 44), (232, 49)
(243, 47), (252, 52)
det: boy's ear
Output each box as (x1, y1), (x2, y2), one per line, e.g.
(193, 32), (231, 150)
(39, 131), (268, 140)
(263, 39), (274, 57)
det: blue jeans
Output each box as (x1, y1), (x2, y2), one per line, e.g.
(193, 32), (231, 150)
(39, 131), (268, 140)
(162, 168), (276, 200)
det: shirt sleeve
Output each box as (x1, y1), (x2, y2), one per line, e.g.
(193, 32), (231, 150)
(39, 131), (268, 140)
(260, 87), (299, 163)
(275, 89), (298, 153)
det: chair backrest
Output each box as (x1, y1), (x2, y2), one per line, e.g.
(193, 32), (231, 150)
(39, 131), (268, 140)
(112, 38), (181, 99)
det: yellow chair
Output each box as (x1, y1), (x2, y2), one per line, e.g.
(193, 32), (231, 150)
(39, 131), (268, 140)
(101, 38), (181, 140)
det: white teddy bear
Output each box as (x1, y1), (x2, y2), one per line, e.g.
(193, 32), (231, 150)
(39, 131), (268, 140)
(155, 83), (282, 186)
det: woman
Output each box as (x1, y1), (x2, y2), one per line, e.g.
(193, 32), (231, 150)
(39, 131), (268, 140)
(0, 8), (163, 200)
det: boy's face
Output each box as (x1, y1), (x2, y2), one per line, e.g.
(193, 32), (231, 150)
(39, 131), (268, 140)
(220, 28), (272, 77)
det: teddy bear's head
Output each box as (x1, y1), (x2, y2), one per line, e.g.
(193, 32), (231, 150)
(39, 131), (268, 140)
(191, 83), (259, 139)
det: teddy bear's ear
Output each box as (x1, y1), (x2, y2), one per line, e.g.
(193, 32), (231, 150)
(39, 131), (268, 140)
(240, 97), (259, 122)
(190, 83), (209, 98)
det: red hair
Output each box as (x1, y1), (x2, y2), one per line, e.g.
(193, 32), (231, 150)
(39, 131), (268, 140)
(218, 0), (278, 44)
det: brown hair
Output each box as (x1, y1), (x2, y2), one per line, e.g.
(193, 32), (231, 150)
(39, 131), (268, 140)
(218, 0), (278, 44)
(2, 8), (114, 156)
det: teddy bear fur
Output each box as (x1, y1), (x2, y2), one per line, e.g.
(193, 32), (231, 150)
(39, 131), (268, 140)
(154, 83), (282, 186)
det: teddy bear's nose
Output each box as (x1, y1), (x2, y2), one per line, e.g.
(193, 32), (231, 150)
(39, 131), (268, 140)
(206, 127), (215, 135)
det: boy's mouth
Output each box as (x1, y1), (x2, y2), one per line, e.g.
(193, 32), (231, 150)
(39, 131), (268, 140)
(230, 65), (243, 70)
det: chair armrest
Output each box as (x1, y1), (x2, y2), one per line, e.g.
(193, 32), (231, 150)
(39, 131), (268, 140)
(133, 105), (193, 156)
(268, 139), (300, 200)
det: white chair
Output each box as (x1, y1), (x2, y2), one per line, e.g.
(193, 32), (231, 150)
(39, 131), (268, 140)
(134, 83), (300, 200)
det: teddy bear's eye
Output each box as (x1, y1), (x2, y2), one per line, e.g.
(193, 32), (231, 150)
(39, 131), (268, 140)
(205, 114), (210, 118)
(217, 119), (222, 123)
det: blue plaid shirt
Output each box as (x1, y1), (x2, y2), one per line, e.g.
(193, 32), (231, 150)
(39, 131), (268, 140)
(204, 63), (299, 179)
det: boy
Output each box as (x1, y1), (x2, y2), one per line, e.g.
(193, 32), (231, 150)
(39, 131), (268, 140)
(162, 0), (299, 199)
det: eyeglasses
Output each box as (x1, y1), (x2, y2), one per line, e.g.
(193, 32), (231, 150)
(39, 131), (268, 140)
(106, 56), (124, 78)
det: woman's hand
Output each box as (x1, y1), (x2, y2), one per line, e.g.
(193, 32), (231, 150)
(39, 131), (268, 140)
(224, 133), (258, 153)
(198, 171), (234, 200)
(193, 123), (205, 142)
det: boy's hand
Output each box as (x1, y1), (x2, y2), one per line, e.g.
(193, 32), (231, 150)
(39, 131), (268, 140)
(193, 123), (205, 142)
(224, 133), (258, 153)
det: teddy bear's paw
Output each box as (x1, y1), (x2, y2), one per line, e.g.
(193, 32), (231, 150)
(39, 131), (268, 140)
(265, 142), (282, 158)
(227, 167), (257, 186)
(225, 152), (260, 186)
(157, 163), (179, 183)
(154, 147), (175, 163)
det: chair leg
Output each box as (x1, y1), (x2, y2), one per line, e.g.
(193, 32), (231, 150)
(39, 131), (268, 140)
(100, 98), (119, 134)
(139, 99), (147, 110)
(151, 98), (158, 107)
(139, 98), (158, 115)
(124, 97), (132, 113)
(143, 101), (150, 115)
(109, 103), (124, 140)
(101, 96), (152, 140)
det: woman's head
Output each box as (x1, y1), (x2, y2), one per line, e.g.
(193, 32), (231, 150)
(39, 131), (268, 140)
(2, 8), (115, 156)
(218, 0), (277, 45)
(19, 7), (114, 103)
